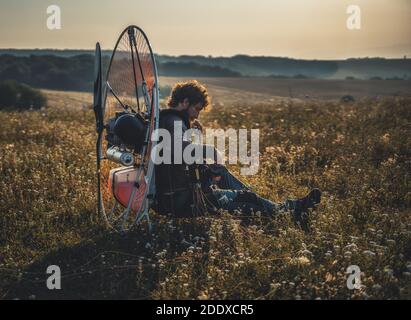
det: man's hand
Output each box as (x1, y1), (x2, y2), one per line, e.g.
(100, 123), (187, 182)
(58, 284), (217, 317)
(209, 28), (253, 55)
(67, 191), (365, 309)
(192, 119), (203, 132)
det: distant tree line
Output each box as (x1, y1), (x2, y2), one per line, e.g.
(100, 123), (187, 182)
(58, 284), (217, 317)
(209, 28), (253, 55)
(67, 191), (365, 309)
(0, 55), (241, 92)
(158, 62), (241, 77)
(1, 53), (409, 93)
(0, 54), (104, 92)
(0, 80), (47, 110)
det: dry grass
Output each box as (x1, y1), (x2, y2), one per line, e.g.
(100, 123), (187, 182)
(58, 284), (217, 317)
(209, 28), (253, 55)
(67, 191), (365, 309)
(0, 90), (410, 299)
(160, 76), (411, 101)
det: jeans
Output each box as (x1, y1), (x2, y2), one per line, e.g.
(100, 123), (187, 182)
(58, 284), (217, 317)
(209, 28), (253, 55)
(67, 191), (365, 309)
(203, 165), (287, 217)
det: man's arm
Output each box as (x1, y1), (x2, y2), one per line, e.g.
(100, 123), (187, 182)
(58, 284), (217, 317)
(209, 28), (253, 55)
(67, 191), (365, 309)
(163, 115), (222, 164)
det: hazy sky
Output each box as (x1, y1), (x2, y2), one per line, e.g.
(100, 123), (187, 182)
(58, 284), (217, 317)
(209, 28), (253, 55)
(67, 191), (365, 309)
(0, 0), (410, 59)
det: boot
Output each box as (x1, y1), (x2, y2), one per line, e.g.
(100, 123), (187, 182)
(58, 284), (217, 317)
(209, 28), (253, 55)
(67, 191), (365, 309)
(286, 188), (322, 231)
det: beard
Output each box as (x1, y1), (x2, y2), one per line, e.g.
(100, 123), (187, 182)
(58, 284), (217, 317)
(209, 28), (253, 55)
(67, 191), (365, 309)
(181, 108), (193, 122)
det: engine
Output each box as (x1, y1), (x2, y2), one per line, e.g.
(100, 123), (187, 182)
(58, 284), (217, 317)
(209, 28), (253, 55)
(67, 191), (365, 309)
(104, 111), (148, 166)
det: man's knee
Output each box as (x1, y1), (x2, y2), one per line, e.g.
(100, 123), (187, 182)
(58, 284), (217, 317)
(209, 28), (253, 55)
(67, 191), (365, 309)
(233, 189), (259, 203)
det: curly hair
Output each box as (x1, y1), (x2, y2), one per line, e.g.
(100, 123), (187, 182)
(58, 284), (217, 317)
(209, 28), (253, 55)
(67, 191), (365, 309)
(167, 80), (211, 110)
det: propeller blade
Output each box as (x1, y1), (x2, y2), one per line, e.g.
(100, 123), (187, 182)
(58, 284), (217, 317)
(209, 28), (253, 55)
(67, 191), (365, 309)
(93, 42), (103, 133)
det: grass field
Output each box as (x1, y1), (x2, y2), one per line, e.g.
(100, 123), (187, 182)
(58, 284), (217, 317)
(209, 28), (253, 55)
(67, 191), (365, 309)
(0, 85), (410, 299)
(160, 76), (411, 102)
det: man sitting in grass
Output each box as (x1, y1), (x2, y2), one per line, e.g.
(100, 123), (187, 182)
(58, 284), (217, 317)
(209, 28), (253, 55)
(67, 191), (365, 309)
(154, 80), (321, 230)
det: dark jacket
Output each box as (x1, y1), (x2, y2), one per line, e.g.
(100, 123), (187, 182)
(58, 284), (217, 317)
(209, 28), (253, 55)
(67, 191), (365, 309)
(155, 108), (195, 217)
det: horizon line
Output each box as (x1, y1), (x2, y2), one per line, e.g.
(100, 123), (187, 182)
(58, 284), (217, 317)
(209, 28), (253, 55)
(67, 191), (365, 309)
(0, 48), (410, 61)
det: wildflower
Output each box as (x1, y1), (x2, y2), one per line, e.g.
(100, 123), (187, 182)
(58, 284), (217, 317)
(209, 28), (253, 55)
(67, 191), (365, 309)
(156, 250), (167, 258)
(380, 133), (390, 143)
(363, 250), (376, 257)
(301, 249), (313, 257)
(297, 256), (310, 265)
(344, 251), (352, 259)
(270, 282), (281, 291)
(325, 272), (334, 282)
(384, 267), (394, 277)
(197, 292), (209, 300)
(344, 243), (358, 251)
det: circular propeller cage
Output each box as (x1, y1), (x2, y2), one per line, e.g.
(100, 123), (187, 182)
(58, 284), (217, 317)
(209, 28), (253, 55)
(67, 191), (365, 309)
(95, 26), (159, 232)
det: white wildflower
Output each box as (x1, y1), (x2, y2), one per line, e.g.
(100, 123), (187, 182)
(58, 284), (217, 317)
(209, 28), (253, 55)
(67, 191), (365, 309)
(363, 250), (376, 257)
